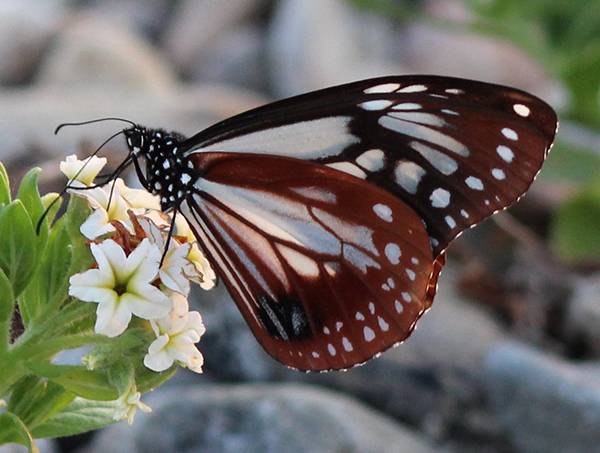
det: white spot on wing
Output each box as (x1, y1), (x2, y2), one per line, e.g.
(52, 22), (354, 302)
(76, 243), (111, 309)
(378, 316), (389, 331)
(364, 326), (376, 342)
(465, 176), (484, 190)
(513, 104), (531, 117)
(492, 168), (506, 180)
(327, 344), (336, 356)
(342, 337), (353, 351)
(394, 160), (426, 194)
(379, 116), (469, 156)
(430, 188), (451, 208)
(391, 102), (422, 110)
(395, 300), (403, 313)
(276, 244), (320, 278)
(398, 84), (427, 93)
(402, 292), (411, 302)
(364, 83), (401, 94)
(327, 162), (367, 179)
(445, 88), (464, 94)
(290, 187), (337, 203)
(359, 99), (393, 111)
(356, 311), (365, 321)
(385, 243), (401, 265)
(356, 149), (385, 171)
(497, 145), (514, 162)
(410, 141), (459, 175)
(406, 269), (416, 281)
(373, 203), (393, 222)
(387, 111), (445, 127)
(502, 127), (519, 141)
(446, 215), (457, 228)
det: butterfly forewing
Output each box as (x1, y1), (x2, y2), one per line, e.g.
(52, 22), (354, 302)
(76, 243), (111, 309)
(185, 75), (557, 255)
(179, 152), (435, 371)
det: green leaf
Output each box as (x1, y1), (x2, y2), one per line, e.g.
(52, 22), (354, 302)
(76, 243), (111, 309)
(64, 195), (93, 275)
(551, 183), (600, 262)
(0, 200), (37, 298)
(17, 168), (47, 248)
(0, 266), (14, 350)
(27, 362), (119, 401)
(30, 397), (119, 439)
(20, 218), (73, 321)
(135, 363), (177, 394)
(0, 162), (10, 206)
(0, 412), (38, 451)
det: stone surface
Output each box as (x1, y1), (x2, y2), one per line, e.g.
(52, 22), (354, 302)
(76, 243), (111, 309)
(483, 342), (600, 453)
(0, 0), (63, 85)
(36, 15), (176, 90)
(86, 384), (437, 453)
(163, 0), (263, 76)
(565, 276), (600, 355)
(268, 0), (402, 97)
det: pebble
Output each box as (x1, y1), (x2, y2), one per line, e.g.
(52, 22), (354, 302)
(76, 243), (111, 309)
(483, 342), (600, 453)
(86, 384), (438, 453)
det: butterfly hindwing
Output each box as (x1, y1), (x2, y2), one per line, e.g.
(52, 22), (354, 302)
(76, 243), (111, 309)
(184, 75), (557, 255)
(179, 152), (436, 371)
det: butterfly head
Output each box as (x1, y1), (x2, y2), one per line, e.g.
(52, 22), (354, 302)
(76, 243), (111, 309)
(123, 126), (194, 211)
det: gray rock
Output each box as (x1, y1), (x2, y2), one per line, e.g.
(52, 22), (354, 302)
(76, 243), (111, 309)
(483, 342), (600, 453)
(387, 263), (506, 372)
(183, 24), (269, 93)
(36, 15), (176, 90)
(268, 0), (402, 97)
(0, 0), (64, 85)
(163, 0), (264, 76)
(565, 277), (600, 355)
(86, 384), (437, 453)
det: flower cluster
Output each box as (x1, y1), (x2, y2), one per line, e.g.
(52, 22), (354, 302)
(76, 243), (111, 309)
(63, 155), (215, 375)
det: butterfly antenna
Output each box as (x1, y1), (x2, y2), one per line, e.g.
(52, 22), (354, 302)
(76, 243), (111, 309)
(54, 117), (136, 134)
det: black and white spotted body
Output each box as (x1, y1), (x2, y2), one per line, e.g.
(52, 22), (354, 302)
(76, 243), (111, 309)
(125, 126), (193, 212)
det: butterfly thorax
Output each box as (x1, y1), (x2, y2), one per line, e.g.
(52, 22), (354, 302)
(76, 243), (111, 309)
(125, 126), (195, 211)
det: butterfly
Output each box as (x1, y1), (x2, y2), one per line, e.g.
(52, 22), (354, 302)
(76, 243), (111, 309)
(71, 75), (558, 371)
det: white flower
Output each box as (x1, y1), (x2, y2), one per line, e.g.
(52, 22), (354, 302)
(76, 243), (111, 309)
(72, 182), (132, 239)
(174, 214), (217, 290)
(187, 243), (217, 290)
(138, 217), (197, 295)
(60, 154), (107, 187)
(144, 292), (206, 373)
(69, 239), (173, 337)
(115, 179), (160, 211)
(113, 389), (151, 425)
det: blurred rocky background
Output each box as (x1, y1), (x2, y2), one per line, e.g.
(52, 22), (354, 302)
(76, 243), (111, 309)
(1, 0), (600, 452)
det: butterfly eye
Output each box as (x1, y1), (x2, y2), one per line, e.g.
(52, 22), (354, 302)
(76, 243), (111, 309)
(111, 75), (557, 371)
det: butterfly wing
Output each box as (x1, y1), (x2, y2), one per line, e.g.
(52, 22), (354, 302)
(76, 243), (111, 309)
(183, 75), (557, 255)
(180, 152), (437, 371)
